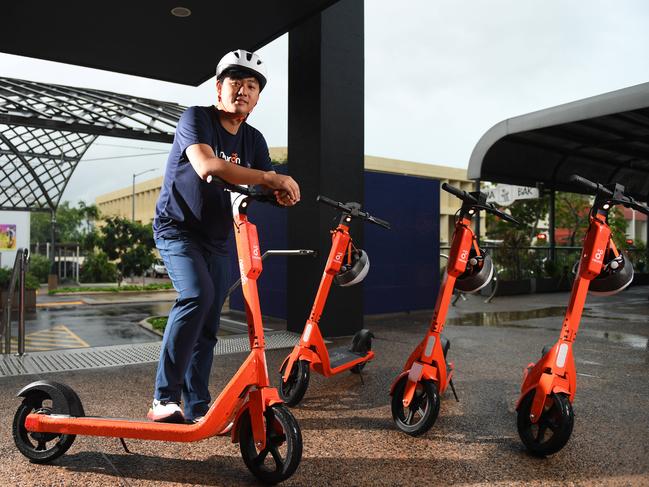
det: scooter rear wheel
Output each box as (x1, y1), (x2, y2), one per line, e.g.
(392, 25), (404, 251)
(278, 360), (310, 407)
(13, 399), (75, 463)
(391, 375), (440, 436)
(517, 390), (574, 456)
(239, 404), (302, 485)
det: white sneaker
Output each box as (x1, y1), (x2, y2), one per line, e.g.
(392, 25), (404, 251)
(147, 399), (184, 423)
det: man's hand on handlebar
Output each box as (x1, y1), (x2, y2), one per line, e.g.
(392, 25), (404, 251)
(262, 172), (301, 203)
(274, 190), (298, 207)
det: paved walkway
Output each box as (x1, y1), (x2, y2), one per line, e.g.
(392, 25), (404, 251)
(1, 286), (647, 485)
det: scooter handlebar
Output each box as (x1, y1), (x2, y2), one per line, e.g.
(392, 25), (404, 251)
(569, 174), (649, 215)
(316, 195), (391, 229)
(207, 175), (282, 206)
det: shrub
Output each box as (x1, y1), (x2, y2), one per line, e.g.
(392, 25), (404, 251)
(29, 253), (51, 283)
(80, 251), (118, 283)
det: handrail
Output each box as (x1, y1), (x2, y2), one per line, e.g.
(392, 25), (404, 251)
(226, 249), (316, 298)
(1, 248), (29, 355)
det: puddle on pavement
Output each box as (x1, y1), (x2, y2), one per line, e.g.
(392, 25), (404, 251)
(447, 307), (568, 327)
(447, 306), (648, 350)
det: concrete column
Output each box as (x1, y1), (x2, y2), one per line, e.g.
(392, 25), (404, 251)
(287, 0), (364, 336)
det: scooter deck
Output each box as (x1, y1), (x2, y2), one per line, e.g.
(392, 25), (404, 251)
(328, 347), (368, 369)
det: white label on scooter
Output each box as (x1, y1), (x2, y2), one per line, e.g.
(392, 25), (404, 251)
(424, 336), (436, 357)
(302, 324), (312, 343)
(556, 343), (569, 368)
(408, 362), (424, 382)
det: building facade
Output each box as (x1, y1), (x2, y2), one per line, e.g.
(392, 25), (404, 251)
(95, 149), (477, 245)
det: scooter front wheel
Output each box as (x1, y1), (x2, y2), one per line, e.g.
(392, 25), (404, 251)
(13, 399), (75, 463)
(517, 390), (574, 456)
(239, 404), (303, 485)
(391, 375), (440, 436)
(278, 359), (310, 407)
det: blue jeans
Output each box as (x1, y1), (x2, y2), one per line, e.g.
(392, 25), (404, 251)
(153, 236), (230, 420)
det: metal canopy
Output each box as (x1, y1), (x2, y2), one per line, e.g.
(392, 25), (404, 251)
(0, 76), (183, 211)
(0, 0), (339, 86)
(468, 82), (649, 200)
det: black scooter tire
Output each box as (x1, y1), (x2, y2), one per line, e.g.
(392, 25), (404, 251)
(278, 360), (310, 407)
(239, 404), (302, 485)
(391, 375), (440, 436)
(13, 399), (75, 464)
(517, 390), (574, 456)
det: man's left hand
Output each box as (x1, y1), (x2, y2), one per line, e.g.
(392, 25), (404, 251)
(275, 190), (297, 206)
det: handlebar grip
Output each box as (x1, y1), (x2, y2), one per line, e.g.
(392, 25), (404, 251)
(206, 175), (251, 196)
(569, 174), (611, 196)
(441, 182), (466, 200)
(368, 215), (391, 230)
(497, 211), (521, 225)
(316, 194), (345, 210)
(631, 200), (649, 216)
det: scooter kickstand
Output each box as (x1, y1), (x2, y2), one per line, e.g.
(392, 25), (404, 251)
(119, 438), (133, 454)
(449, 379), (459, 402)
(358, 368), (365, 385)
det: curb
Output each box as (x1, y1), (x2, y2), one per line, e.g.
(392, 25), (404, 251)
(137, 317), (165, 338)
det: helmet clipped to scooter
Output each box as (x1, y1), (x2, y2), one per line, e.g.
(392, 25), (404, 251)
(335, 249), (370, 287)
(588, 250), (634, 296)
(455, 248), (494, 293)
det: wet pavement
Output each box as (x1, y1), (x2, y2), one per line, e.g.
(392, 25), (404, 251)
(0, 285), (647, 485)
(14, 289), (258, 352)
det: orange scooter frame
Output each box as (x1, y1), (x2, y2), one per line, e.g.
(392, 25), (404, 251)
(515, 174), (649, 457)
(278, 196), (390, 406)
(13, 188), (303, 484)
(390, 183), (518, 436)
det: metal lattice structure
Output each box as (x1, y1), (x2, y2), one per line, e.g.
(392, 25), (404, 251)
(0, 76), (184, 211)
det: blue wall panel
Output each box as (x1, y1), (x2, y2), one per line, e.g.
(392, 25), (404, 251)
(363, 172), (440, 314)
(230, 170), (440, 319)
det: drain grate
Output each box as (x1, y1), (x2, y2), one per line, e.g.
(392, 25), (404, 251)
(0, 331), (299, 377)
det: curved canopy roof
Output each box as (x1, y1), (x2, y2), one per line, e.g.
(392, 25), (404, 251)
(468, 82), (649, 200)
(0, 76), (183, 211)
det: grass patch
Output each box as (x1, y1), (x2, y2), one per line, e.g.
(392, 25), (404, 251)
(148, 316), (168, 332)
(49, 282), (174, 295)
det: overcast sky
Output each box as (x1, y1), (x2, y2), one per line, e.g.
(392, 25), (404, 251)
(1, 0), (649, 205)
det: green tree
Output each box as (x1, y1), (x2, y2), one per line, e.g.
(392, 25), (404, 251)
(555, 192), (590, 246)
(30, 201), (101, 246)
(607, 206), (629, 250)
(100, 216), (155, 284)
(486, 196), (548, 242)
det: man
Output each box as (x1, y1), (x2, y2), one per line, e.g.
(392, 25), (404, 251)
(149, 49), (300, 423)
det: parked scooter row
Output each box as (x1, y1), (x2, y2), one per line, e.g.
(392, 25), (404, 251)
(12, 175), (649, 484)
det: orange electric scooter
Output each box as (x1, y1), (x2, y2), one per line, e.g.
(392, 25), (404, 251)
(516, 174), (649, 456)
(278, 195), (391, 406)
(13, 183), (302, 485)
(390, 183), (519, 435)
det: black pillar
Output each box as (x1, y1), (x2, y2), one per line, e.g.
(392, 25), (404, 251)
(287, 0), (364, 337)
(549, 189), (556, 262)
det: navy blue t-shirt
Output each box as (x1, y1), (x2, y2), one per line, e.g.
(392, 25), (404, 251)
(153, 106), (272, 253)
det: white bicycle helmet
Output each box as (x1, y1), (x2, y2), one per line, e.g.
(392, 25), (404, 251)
(455, 249), (494, 294)
(216, 49), (267, 91)
(335, 249), (370, 287)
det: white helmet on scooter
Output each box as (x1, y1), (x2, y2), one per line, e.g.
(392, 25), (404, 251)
(216, 49), (268, 91)
(455, 249), (494, 293)
(335, 249), (370, 287)
(589, 252), (634, 296)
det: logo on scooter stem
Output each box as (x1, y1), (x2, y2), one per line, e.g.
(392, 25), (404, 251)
(238, 259), (248, 285)
(459, 250), (469, 263)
